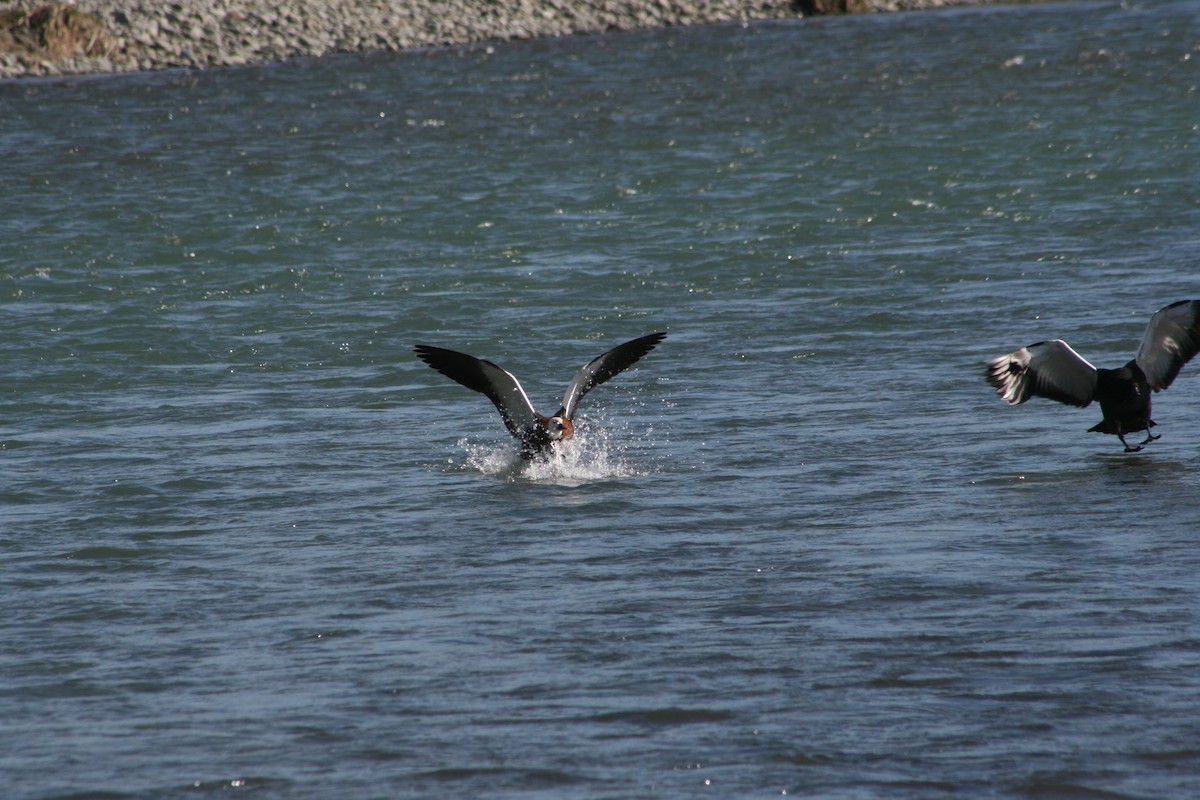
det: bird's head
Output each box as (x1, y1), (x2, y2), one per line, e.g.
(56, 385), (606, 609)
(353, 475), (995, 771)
(546, 416), (574, 441)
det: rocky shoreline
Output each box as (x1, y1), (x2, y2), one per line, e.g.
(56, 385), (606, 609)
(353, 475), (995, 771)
(1, 0), (997, 80)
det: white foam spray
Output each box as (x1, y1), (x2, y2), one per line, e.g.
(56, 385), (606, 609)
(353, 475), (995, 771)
(450, 419), (657, 485)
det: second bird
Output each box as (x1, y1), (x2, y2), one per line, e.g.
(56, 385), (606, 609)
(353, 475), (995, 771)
(985, 300), (1200, 452)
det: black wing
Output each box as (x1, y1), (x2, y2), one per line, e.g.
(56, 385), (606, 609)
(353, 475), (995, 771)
(985, 339), (1097, 408)
(414, 345), (539, 437)
(1135, 300), (1200, 391)
(558, 332), (666, 420)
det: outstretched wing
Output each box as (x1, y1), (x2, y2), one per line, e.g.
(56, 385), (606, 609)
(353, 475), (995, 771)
(1135, 299), (1200, 391)
(558, 332), (667, 420)
(413, 345), (539, 437)
(985, 339), (1097, 407)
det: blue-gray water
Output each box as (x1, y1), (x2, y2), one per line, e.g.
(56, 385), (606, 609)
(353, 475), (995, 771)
(4, 1), (1200, 797)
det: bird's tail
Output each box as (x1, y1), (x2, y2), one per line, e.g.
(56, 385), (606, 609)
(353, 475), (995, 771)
(1088, 419), (1156, 434)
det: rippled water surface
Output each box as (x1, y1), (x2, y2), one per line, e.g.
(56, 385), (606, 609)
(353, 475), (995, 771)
(4, 1), (1200, 797)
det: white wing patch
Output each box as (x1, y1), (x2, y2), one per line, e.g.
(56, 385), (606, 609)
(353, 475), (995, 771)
(986, 339), (1097, 408)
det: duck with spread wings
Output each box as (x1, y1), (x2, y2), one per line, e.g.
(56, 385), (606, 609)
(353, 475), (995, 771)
(985, 300), (1200, 452)
(415, 332), (666, 459)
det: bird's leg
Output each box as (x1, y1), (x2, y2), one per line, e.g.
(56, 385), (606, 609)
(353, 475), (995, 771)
(1139, 427), (1161, 446)
(1118, 433), (1143, 453)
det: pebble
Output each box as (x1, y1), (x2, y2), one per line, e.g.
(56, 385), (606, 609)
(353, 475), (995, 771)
(0, 0), (990, 80)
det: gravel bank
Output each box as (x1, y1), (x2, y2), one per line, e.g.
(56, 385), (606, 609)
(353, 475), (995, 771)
(1, 0), (993, 80)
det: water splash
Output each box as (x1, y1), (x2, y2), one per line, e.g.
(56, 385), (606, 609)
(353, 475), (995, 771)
(451, 423), (655, 485)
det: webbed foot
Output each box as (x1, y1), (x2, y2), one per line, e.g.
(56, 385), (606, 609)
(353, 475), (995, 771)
(1118, 433), (1143, 453)
(1132, 430), (1161, 449)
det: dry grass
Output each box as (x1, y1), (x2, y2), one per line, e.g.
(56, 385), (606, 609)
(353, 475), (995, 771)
(0, 3), (120, 60)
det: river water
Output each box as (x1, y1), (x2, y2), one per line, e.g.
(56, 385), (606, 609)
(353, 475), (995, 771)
(3, 1), (1200, 797)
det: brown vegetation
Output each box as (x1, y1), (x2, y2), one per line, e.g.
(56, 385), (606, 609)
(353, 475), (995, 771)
(798, 0), (873, 13)
(0, 3), (120, 60)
